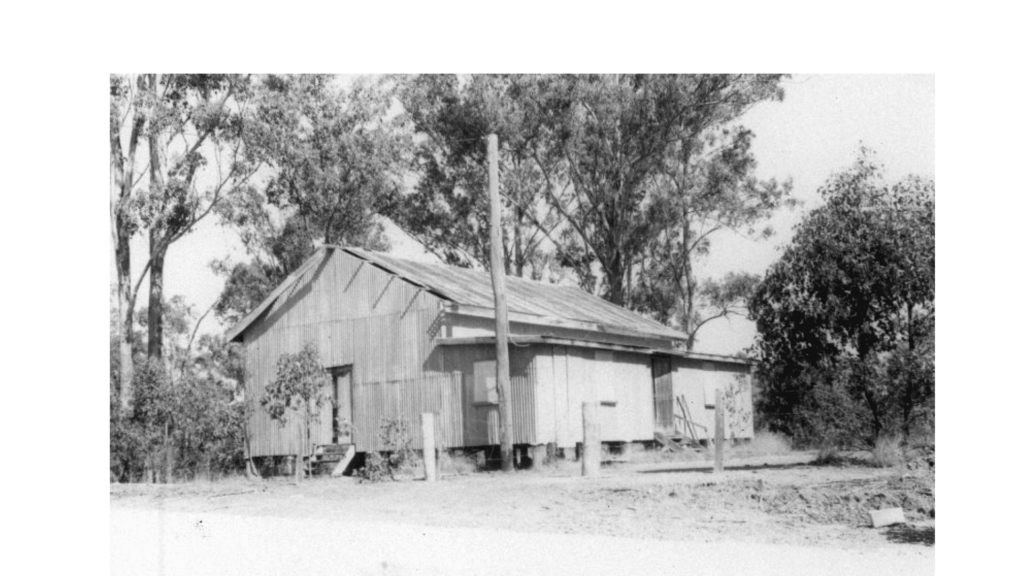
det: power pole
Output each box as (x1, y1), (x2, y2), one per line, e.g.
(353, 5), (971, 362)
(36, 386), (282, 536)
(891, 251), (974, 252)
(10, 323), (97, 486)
(488, 133), (515, 472)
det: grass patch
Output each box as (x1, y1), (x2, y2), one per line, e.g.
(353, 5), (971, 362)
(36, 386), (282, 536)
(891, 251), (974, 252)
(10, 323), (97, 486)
(728, 431), (793, 458)
(625, 443), (710, 465)
(439, 451), (479, 476)
(813, 445), (842, 465)
(871, 435), (906, 468)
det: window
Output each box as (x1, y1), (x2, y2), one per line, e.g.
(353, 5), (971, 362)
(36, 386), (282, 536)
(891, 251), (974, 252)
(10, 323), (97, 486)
(594, 351), (616, 404)
(473, 360), (498, 405)
(704, 382), (718, 408)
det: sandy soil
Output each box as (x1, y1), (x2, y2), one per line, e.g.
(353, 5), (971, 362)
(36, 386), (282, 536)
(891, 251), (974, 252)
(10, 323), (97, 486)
(109, 451), (935, 551)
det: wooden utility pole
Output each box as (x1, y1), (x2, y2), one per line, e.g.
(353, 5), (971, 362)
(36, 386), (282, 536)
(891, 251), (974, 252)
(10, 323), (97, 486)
(488, 134), (515, 472)
(582, 402), (600, 476)
(713, 388), (725, 473)
(422, 412), (437, 482)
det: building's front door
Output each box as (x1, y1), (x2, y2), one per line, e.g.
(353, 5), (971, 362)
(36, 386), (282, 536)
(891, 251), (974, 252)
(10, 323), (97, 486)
(652, 356), (674, 433)
(331, 366), (353, 444)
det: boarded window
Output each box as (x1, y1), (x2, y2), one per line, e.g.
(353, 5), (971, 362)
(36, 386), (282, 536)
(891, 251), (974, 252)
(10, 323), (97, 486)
(704, 382), (718, 408)
(595, 351), (616, 403)
(473, 360), (498, 405)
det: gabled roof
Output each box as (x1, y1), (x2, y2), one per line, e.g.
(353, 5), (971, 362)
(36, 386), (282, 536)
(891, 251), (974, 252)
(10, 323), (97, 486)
(227, 246), (689, 343)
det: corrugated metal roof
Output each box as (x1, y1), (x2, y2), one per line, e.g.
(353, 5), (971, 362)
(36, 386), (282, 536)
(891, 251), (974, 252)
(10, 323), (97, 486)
(225, 248), (330, 342)
(227, 245), (689, 343)
(341, 247), (687, 341)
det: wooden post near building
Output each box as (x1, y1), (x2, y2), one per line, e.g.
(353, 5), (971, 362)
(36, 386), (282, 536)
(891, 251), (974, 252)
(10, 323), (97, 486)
(487, 133), (515, 473)
(713, 388), (725, 473)
(422, 412), (437, 482)
(582, 402), (600, 476)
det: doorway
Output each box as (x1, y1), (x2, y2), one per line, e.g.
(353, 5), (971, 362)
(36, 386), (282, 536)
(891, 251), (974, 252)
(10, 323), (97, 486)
(330, 366), (353, 444)
(651, 356), (673, 433)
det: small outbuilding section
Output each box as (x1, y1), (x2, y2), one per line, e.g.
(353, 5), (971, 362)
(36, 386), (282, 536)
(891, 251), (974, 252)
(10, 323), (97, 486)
(227, 246), (755, 462)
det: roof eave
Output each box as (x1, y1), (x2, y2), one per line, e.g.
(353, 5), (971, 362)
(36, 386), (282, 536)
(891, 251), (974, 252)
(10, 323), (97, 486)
(445, 303), (690, 343)
(435, 335), (757, 365)
(224, 247), (332, 343)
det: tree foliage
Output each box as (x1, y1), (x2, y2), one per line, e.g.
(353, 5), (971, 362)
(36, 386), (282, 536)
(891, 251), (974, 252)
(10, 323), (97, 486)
(110, 73), (267, 376)
(543, 74), (788, 306)
(749, 149), (935, 445)
(633, 116), (795, 349)
(261, 343), (329, 474)
(390, 74), (790, 349)
(214, 75), (406, 323)
(257, 75), (407, 247)
(110, 357), (248, 483)
(392, 74), (564, 278)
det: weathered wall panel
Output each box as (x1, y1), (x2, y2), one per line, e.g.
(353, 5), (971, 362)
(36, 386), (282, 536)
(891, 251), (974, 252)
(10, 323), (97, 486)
(532, 348), (557, 444)
(241, 248), (755, 458)
(244, 250), (445, 457)
(350, 372), (464, 452)
(549, 348), (653, 445)
(441, 344), (537, 447)
(671, 358), (754, 440)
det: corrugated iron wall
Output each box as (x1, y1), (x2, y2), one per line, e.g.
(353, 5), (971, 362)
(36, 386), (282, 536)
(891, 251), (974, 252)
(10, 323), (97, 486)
(351, 372), (464, 452)
(244, 251), (445, 457)
(440, 344), (537, 447)
(240, 249), (753, 457)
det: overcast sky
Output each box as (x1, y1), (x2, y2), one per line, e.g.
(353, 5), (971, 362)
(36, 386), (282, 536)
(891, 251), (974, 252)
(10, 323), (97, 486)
(112, 74), (935, 355)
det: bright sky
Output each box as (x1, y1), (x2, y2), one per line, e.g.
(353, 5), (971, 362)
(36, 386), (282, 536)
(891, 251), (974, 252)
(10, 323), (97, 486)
(111, 74), (934, 355)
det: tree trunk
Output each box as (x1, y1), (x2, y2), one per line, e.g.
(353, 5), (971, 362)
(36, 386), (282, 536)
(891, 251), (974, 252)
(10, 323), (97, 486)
(605, 251), (626, 306)
(902, 301), (916, 438)
(111, 82), (145, 406)
(146, 73), (167, 362)
(513, 207), (524, 278)
(147, 245), (165, 360)
(115, 224), (135, 405)
(679, 207), (696, 350)
(162, 423), (174, 483)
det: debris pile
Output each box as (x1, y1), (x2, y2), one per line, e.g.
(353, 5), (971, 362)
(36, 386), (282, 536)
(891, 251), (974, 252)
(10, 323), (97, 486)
(754, 475), (934, 525)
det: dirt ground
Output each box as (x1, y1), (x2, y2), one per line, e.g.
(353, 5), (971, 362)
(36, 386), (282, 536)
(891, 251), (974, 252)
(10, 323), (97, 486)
(109, 449), (935, 551)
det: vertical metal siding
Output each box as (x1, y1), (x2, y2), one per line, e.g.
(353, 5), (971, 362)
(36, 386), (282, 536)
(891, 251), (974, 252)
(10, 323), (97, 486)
(441, 344), (537, 447)
(241, 249), (754, 458)
(244, 251), (446, 457)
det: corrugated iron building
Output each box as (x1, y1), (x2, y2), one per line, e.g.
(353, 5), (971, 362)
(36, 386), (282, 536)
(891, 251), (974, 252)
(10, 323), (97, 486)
(227, 246), (755, 457)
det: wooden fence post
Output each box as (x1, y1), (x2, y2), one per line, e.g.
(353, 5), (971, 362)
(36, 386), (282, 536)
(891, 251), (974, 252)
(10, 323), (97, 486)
(714, 388), (725, 473)
(422, 412), (437, 482)
(582, 402), (600, 476)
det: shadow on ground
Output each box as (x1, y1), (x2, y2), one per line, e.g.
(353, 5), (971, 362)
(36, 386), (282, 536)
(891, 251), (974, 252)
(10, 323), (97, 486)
(638, 462), (811, 475)
(884, 524), (934, 546)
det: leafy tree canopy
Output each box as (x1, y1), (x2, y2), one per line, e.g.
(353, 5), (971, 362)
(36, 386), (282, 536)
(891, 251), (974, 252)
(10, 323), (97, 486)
(749, 149), (935, 443)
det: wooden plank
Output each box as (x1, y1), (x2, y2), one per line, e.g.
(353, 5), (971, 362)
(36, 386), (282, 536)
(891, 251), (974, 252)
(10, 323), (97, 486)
(328, 445), (355, 477)
(653, 431), (686, 453)
(422, 413), (437, 482)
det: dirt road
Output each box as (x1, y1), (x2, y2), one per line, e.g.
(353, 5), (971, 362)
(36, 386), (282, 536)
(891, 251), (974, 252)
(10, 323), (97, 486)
(110, 507), (932, 576)
(110, 453), (935, 574)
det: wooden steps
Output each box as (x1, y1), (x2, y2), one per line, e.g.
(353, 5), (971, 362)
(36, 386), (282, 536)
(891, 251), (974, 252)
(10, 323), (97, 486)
(654, 431), (706, 454)
(311, 444), (356, 477)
